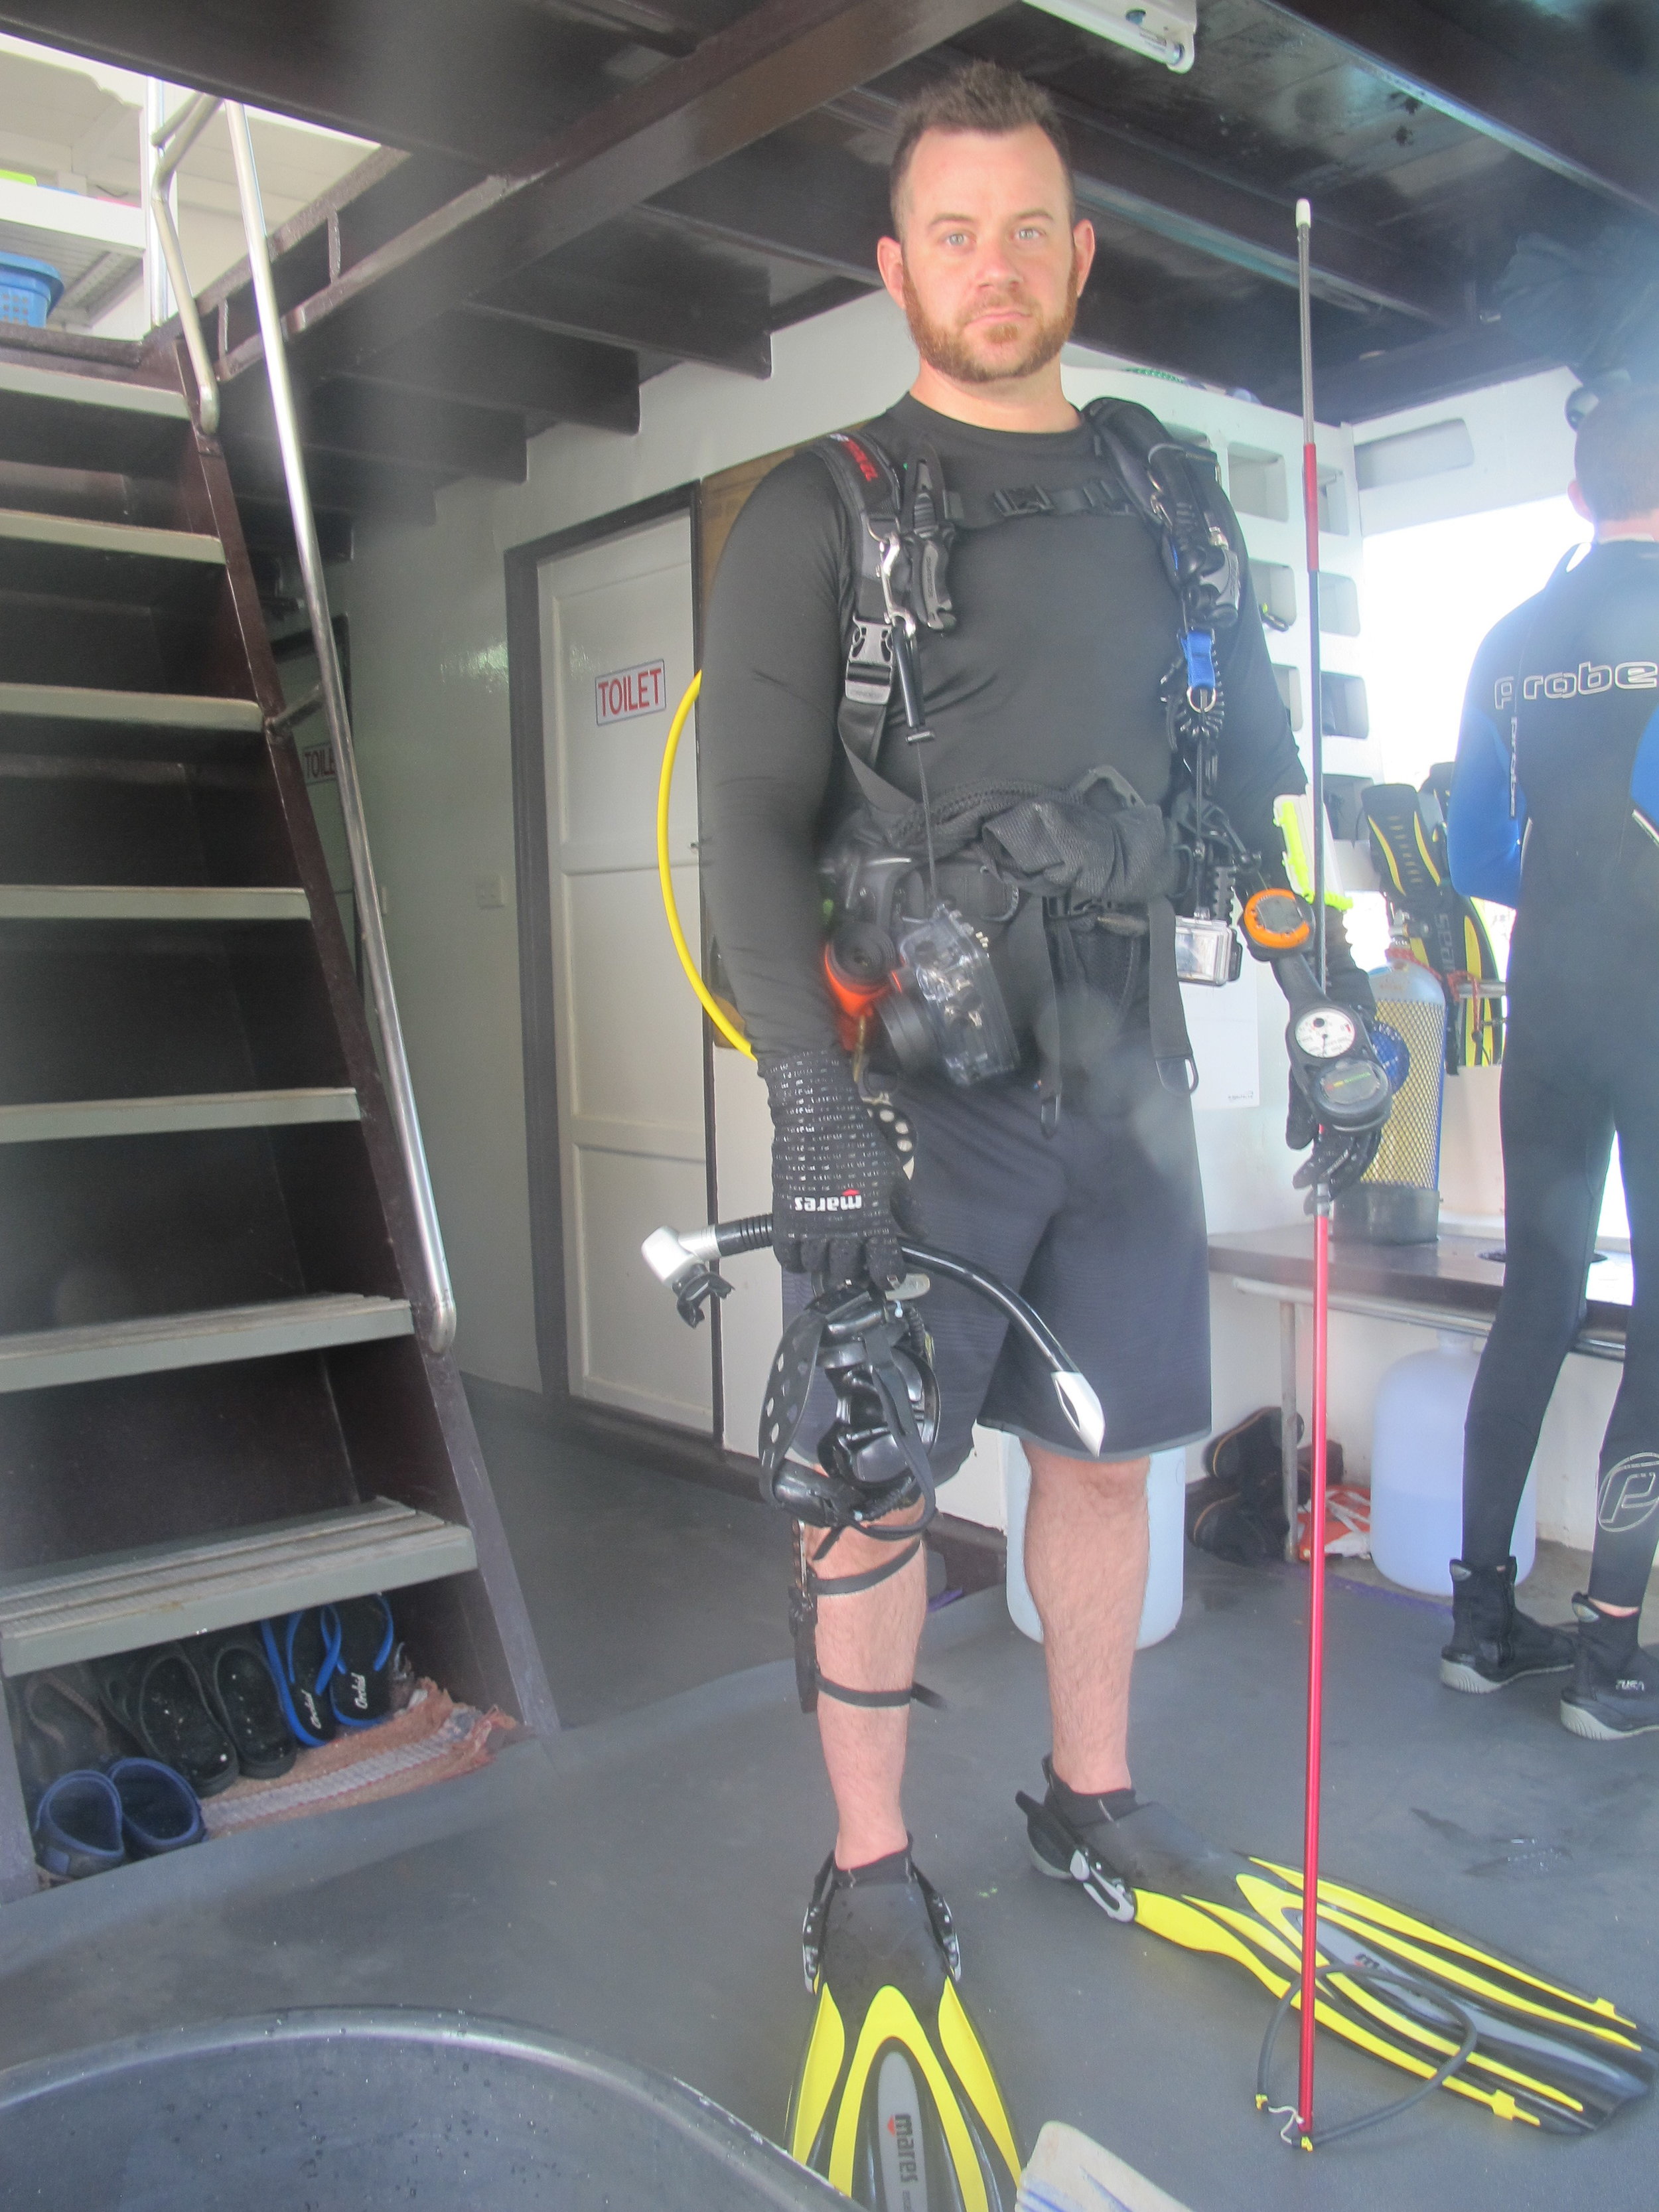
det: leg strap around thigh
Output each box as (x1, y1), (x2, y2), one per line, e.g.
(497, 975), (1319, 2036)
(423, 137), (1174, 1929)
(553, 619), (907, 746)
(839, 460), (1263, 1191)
(790, 1531), (944, 1716)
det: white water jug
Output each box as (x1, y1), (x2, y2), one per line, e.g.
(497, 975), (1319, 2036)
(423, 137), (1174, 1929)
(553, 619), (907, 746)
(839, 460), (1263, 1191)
(1370, 1333), (1536, 1595)
(1005, 1444), (1185, 1649)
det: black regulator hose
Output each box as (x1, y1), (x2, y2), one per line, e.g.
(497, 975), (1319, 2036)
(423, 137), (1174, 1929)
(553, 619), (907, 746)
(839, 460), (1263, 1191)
(641, 1216), (1106, 1459)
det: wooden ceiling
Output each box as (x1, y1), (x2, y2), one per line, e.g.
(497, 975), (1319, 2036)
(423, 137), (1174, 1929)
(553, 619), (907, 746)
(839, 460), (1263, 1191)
(3, 0), (1653, 549)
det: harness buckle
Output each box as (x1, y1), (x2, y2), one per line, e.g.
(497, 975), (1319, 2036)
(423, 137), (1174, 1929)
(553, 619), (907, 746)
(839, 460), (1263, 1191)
(991, 484), (1054, 519)
(845, 617), (894, 707)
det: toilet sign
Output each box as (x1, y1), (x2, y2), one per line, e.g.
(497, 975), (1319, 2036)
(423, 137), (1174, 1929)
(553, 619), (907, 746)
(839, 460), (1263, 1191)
(595, 658), (666, 725)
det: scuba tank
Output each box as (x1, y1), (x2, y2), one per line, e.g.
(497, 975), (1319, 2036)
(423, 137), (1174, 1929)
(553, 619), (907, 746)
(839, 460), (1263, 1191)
(1334, 943), (1446, 1246)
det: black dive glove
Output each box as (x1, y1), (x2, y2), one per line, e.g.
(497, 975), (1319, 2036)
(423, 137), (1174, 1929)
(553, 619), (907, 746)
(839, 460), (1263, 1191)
(760, 1047), (908, 1286)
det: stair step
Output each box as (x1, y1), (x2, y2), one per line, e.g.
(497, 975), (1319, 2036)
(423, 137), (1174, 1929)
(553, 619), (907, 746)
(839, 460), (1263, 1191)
(0, 683), (263, 735)
(0, 508), (224, 609)
(0, 884), (309, 923)
(0, 1293), (413, 1394)
(0, 1087), (360, 1143)
(0, 360), (188, 478)
(0, 511), (223, 565)
(0, 1499), (477, 1676)
(0, 361), (188, 421)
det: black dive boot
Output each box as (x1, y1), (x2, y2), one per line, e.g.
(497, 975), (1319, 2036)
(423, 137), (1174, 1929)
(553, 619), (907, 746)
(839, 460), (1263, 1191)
(1439, 1557), (1575, 1694)
(1559, 1597), (1659, 1740)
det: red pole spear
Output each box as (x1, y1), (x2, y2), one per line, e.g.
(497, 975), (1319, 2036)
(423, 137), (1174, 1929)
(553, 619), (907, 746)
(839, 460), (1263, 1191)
(1294, 192), (1333, 2150)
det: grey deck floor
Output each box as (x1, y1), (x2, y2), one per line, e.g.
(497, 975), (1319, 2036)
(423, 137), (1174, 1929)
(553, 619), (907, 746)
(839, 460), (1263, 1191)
(1, 1396), (1656, 2210)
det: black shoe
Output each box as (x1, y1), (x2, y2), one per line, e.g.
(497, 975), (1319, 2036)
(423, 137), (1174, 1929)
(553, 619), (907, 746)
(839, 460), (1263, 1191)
(1439, 1557), (1575, 1694)
(94, 1643), (238, 1798)
(195, 1628), (295, 1779)
(1559, 1596), (1659, 1740)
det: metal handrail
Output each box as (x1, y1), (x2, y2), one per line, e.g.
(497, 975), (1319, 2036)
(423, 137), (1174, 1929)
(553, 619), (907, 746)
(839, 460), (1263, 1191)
(147, 92), (456, 1355)
(148, 92), (220, 433)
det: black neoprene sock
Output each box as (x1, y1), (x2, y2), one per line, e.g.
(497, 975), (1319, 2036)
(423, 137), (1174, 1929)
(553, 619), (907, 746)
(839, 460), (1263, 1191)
(833, 1842), (911, 1881)
(1050, 1772), (1139, 1826)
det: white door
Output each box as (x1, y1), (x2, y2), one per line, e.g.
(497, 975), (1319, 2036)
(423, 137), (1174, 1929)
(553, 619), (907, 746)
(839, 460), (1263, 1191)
(539, 515), (711, 1430)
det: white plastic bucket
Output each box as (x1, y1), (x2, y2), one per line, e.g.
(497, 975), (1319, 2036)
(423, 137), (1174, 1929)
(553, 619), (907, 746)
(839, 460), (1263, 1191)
(1005, 1443), (1186, 1649)
(1370, 1333), (1536, 1595)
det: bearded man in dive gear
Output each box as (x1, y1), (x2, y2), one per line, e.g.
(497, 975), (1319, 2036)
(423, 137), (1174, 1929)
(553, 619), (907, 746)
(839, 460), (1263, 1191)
(699, 64), (1372, 2193)
(1443, 383), (1659, 1736)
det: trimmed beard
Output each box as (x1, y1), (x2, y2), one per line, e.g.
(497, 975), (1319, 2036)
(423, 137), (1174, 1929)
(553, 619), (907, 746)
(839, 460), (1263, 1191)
(901, 254), (1080, 386)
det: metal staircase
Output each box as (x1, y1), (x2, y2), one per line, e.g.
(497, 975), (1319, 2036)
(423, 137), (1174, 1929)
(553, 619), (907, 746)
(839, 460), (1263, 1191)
(0, 334), (555, 1897)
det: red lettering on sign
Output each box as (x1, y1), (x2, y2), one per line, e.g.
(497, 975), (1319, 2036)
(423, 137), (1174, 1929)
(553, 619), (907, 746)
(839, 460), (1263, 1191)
(595, 658), (668, 725)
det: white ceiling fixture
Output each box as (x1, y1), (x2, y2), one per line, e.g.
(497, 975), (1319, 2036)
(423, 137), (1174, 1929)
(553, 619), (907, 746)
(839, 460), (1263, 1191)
(1025, 0), (1198, 72)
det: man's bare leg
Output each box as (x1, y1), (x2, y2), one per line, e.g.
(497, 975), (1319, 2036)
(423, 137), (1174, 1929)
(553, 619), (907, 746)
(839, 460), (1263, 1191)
(806, 1512), (928, 1868)
(1023, 1444), (1150, 1795)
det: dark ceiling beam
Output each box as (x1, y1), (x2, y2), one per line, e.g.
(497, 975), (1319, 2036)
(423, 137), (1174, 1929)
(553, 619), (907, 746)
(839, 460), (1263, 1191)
(473, 271), (772, 378)
(1281, 320), (1558, 424)
(211, 0), (1013, 390)
(0, 0), (644, 167)
(824, 76), (1462, 325)
(224, 447), (441, 530)
(358, 313), (640, 433)
(652, 80), (1461, 328)
(1258, 0), (1659, 222)
(238, 500), (353, 567)
(1070, 274), (1299, 411)
(221, 376), (528, 484)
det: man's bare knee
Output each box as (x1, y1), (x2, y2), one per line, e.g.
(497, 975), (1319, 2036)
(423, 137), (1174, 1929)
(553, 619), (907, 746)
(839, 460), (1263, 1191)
(1029, 1447), (1149, 1507)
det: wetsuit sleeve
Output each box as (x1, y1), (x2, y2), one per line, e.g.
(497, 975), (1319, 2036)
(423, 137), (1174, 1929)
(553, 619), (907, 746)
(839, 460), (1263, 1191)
(697, 455), (851, 1057)
(1448, 627), (1526, 907)
(1209, 569), (1306, 852)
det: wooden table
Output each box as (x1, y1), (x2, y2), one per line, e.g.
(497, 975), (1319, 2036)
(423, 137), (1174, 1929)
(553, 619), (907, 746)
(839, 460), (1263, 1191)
(1206, 1224), (1632, 1559)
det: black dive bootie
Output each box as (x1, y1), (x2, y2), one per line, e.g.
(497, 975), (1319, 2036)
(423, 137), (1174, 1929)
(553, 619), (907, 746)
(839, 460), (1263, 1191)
(1439, 1557), (1575, 1693)
(1559, 1597), (1659, 1740)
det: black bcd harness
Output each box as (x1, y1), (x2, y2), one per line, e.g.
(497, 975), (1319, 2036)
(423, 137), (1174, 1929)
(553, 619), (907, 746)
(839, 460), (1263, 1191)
(809, 397), (1257, 1103)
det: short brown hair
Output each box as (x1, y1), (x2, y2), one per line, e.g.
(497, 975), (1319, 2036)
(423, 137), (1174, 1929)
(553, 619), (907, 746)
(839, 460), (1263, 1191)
(1575, 385), (1659, 520)
(889, 62), (1075, 231)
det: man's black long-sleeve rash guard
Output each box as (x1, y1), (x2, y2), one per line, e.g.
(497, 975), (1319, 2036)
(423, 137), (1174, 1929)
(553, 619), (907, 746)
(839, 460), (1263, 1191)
(699, 394), (1305, 1058)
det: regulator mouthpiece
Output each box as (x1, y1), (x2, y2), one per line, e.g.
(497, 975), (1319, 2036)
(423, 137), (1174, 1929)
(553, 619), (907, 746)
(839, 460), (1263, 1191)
(640, 1224), (729, 1329)
(1054, 1370), (1106, 1458)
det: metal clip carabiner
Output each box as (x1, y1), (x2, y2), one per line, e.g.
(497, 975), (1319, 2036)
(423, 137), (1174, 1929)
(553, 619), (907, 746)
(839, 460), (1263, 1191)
(872, 523), (916, 640)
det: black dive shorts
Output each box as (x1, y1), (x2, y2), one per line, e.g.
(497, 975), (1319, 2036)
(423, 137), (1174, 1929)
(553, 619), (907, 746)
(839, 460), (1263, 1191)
(784, 1024), (1212, 1479)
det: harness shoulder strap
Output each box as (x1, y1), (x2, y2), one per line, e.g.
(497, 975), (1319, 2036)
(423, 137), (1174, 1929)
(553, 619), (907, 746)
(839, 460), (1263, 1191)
(809, 428), (930, 815)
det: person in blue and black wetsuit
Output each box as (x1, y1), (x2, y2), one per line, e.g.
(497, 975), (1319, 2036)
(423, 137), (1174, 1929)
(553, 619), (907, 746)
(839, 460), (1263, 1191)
(1441, 384), (1659, 1737)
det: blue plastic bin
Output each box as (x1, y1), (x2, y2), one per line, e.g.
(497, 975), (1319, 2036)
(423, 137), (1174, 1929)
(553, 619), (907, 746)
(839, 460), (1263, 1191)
(0, 252), (64, 327)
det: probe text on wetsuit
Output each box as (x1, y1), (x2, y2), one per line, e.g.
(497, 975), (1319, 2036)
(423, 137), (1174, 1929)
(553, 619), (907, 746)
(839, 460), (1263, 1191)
(1494, 662), (1658, 705)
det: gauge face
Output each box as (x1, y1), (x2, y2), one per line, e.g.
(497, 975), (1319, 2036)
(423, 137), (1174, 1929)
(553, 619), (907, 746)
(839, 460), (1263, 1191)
(1293, 1005), (1358, 1060)
(1242, 888), (1311, 952)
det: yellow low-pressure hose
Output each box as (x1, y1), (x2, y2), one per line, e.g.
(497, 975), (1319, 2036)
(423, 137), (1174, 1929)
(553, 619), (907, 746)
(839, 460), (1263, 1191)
(658, 669), (754, 1058)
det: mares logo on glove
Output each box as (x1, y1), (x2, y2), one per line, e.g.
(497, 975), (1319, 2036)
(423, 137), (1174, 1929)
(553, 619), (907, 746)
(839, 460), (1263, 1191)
(760, 1047), (909, 1284)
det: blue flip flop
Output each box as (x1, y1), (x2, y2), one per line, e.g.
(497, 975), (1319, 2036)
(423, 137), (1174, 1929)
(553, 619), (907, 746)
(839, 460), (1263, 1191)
(325, 1595), (398, 1730)
(33, 1769), (125, 1880)
(107, 1757), (204, 1857)
(259, 1611), (342, 1747)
